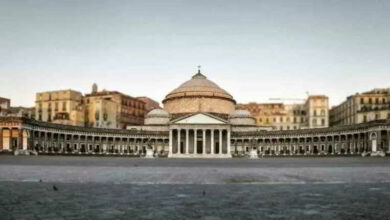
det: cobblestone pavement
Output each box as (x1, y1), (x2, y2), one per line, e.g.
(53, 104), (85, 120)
(1, 156), (390, 219)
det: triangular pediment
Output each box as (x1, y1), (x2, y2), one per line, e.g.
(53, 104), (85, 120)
(172, 113), (227, 124)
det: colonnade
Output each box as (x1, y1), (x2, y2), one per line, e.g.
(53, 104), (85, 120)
(232, 129), (390, 157)
(169, 128), (231, 157)
(0, 125), (169, 156)
(1, 117), (389, 158)
(0, 128), (28, 151)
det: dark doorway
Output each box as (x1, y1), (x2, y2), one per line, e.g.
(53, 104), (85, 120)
(197, 141), (203, 154)
(215, 142), (220, 154)
(11, 138), (18, 150)
(313, 145), (318, 154)
(328, 145), (332, 154)
(180, 142), (184, 154)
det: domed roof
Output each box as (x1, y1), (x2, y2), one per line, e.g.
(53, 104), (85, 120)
(229, 109), (256, 125)
(229, 109), (252, 118)
(163, 71), (235, 103)
(145, 109), (170, 118)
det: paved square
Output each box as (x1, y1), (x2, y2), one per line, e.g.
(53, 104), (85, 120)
(1, 156), (390, 219)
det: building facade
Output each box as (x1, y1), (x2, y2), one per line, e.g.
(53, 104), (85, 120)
(306, 95), (329, 128)
(35, 90), (85, 126)
(1, 115), (389, 157)
(1, 71), (388, 158)
(85, 86), (146, 128)
(137, 97), (161, 112)
(35, 85), (148, 128)
(0, 97), (11, 113)
(237, 95), (329, 130)
(330, 88), (390, 127)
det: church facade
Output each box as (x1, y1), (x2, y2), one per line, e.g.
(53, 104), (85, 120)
(0, 71), (390, 158)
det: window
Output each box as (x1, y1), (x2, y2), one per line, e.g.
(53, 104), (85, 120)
(363, 115), (367, 122)
(360, 98), (364, 104)
(375, 114), (379, 120)
(313, 110), (317, 116)
(55, 102), (58, 111)
(388, 113), (390, 119)
(321, 110), (325, 116)
(293, 117), (297, 123)
(369, 98), (372, 104)
(287, 126), (290, 130)
(313, 119), (317, 125)
(375, 98), (379, 104)
(273, 118), (276, 123)
(321, 119), (325, 126)
(280, 117), (283, 122)
(287, 117), (290, 122)
(63, 102), (67, 111)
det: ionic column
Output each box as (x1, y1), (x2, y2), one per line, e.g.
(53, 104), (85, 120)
(388, 131), (390, 153)
(226, 130), (230, 155)
(219, 129), (222, 155)
(0, 128), (3, 151)
(169, 129), (173, 156)
(185, 129), (189, 154)
(227, 130), (231, 156)
(177, 129), (181, 154)
(202, 129), (206, 155)
(19, 128), (23, 150)
(211, 129), (214, 155)
(194, 129), (197, 154)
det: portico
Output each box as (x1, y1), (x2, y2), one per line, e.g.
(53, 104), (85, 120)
(168, 113), (231, 158)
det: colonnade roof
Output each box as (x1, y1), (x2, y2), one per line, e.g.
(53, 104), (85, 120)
(233, 119), (390, 137)
(0, 117), (168, 136)
(1, 117), (389, 138)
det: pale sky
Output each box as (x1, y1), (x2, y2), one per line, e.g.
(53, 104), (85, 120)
(0, 0), (389, 108)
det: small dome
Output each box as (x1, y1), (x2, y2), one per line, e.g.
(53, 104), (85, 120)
(229, 109), (256, 125)
(146, 109), (170, 118)
(229, 110), (252, 118)
(145, 109), (171, 125)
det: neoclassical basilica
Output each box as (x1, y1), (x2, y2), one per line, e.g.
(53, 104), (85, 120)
(1, 70), (390, 158)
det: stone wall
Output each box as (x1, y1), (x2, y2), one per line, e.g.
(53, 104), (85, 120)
(164, 97), (235, 115)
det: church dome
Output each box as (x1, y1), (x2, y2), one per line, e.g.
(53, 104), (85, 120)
(144, 109), (170, 125)
(165, 72), (234, 100)
(163, 70), (236, 115)
(229, 109), (256, 125)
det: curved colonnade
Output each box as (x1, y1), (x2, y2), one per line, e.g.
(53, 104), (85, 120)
(0, 117), (389, 157)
